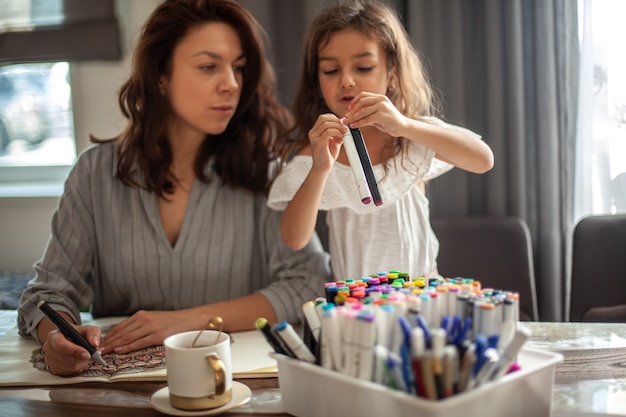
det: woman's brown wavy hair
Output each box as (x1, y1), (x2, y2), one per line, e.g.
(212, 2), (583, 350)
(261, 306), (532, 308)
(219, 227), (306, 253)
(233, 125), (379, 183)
(92, 0), (291, 197)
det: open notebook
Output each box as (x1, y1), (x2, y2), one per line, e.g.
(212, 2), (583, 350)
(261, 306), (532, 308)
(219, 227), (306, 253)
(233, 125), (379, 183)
(0, 316), (277, 386)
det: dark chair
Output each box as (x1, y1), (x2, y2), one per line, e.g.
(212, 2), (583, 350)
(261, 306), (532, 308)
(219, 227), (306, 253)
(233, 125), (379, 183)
(569, 214), (626, 322)
(431, 216), (539, 321)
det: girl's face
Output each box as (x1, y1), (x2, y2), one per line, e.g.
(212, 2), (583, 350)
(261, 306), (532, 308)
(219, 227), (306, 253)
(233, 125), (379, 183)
(161, 22), (245, 142)
(317, 29), (393, 118)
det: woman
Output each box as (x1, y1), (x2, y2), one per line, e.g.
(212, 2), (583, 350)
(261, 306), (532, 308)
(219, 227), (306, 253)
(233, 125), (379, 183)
(18, 0), (330, 376)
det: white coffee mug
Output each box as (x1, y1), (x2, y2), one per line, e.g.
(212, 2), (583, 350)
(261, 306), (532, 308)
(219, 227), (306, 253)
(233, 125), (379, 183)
(164, 330), (233, 410)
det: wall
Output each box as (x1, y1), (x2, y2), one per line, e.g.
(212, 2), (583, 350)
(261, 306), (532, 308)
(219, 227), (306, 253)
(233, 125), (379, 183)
(0, 0), (160, 272)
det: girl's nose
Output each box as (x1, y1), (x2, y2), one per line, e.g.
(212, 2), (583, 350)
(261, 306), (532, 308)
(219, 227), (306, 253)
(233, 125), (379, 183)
(340, 72), (355, 88)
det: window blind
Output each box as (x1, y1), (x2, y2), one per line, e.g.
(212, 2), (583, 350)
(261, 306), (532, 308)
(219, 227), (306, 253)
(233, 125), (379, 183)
(0, 0), (121, 65)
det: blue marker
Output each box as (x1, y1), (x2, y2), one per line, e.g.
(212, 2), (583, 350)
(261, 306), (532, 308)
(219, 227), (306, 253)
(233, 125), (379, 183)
(440, 315), (450, 333)
(398, 315), (414, 393)
(473, 334), (488, 377)
(447, 315), (461, 344)
(454, 316), (472, 348)
(273, 320), (316, 363)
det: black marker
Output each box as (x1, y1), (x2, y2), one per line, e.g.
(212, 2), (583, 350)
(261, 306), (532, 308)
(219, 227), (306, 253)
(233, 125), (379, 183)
(350, 127), (383, 206)
(37, 299), (107, 366)
(255, 317), (293, 357)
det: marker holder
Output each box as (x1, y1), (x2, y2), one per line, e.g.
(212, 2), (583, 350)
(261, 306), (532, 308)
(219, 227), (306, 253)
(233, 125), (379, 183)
(272, 347), (562, 417)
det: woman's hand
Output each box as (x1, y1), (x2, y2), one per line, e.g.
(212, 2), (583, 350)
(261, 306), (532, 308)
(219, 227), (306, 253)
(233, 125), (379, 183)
(343, 92), (408, 137)
(307, 113), (346, 172)
(42, 325), (102, 376)
(100, 309), (200, 354)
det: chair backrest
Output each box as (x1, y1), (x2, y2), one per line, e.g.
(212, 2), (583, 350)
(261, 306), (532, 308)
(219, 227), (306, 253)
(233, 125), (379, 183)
(431, 216), (539, 321)
(569, 214), (626, 322)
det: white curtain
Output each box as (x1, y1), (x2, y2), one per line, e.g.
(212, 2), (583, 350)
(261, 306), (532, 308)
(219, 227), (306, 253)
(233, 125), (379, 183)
(575, 0), (626, 221)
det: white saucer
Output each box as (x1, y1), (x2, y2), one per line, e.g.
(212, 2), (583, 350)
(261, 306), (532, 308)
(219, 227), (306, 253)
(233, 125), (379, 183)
(150, 381), (252, 416)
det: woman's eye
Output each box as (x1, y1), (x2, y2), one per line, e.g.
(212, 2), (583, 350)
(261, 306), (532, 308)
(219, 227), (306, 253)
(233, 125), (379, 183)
(200, 64), (216, 71)
(234, 65), (245, 73)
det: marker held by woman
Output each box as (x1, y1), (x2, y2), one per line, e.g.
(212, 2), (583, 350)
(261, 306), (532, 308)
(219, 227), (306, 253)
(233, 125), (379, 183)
(37, 299), (107, 366)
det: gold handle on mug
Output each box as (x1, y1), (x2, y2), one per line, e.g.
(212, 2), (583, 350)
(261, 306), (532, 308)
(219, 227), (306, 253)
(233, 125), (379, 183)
(206, 353), (226, 396)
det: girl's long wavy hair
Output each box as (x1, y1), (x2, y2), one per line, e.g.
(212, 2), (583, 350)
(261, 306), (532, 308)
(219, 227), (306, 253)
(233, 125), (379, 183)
(93, 0), (291, 197)
(278, 0), (440, 168)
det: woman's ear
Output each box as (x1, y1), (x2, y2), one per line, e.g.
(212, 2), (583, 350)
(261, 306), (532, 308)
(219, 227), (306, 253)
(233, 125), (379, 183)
(159, 75), (167, 95)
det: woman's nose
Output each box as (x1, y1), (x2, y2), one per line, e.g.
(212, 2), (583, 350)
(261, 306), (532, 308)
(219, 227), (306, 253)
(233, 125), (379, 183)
(219, 69), (240, 93)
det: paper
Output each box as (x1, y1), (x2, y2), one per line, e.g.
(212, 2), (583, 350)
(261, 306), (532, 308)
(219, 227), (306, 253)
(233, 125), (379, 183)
(0, 316), (277, 386)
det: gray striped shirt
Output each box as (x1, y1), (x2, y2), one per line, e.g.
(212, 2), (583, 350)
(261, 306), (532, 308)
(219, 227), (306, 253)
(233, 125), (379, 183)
(18, 142), (331, 339)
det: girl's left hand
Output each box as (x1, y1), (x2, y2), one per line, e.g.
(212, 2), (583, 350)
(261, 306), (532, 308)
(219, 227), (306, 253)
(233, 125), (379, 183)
(343, 92), (408, 137)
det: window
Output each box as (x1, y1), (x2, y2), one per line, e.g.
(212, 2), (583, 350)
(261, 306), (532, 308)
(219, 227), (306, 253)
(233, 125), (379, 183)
(575, 0), (626, 220)
(0, 62), (75, 196)
(0, 0), (120, 196)
(0, 63), (76, 165)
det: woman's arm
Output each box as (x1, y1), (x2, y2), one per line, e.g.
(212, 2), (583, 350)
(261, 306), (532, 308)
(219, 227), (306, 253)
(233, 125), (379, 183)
(100, 292), (276, 354)
(18, 151), (97, 342)
(16, 150), (102, 375)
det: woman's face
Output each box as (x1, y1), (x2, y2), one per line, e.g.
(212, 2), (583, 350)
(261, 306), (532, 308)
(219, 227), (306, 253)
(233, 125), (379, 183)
(317, 28), (392, 118)
(161, 22), (245, 141)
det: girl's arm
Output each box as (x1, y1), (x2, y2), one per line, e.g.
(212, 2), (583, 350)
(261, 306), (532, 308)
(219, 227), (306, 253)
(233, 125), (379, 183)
(280, 114), (345, 250)
(399, 118), (494, 174)
(345, 92), (494, 174)
(281, 167), (329, 250)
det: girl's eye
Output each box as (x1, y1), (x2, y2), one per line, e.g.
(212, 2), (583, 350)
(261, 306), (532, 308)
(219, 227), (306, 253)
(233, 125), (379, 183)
(321, 69), (338, 75)
(357, 67), (373, 73)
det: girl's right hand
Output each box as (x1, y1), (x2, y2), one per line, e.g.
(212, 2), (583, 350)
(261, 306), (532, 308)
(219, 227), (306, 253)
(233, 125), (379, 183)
(308, 113), (347, 173)
(41, 325), (102, 376)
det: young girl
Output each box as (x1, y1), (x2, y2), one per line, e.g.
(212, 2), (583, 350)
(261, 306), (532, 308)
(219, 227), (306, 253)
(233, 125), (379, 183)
(268, 0), (493, 281)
